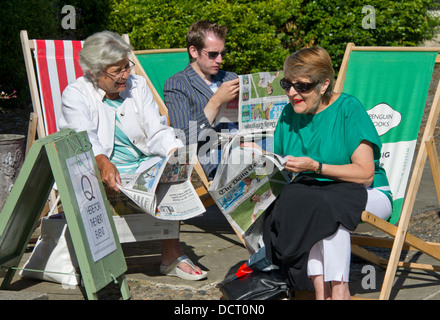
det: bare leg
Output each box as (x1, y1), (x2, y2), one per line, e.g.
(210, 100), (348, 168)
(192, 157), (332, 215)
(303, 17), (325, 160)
(311, 275), (332, 300)
(331, 279), (350, 300)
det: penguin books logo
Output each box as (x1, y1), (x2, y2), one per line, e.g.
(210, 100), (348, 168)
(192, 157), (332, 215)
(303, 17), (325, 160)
(367, 103), (402, 136)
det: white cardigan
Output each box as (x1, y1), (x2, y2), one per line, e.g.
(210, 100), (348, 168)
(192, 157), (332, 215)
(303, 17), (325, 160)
(59, 75), (183, 159)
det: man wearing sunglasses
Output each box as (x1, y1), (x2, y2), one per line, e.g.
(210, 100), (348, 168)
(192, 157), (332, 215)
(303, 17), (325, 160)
(164, 20), (240, 180)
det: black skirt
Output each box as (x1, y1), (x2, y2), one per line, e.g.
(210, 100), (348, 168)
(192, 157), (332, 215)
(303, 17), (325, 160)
(263, 175), (368, 290)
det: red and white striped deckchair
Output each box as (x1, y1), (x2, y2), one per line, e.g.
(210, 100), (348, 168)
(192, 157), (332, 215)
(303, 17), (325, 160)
(20, 30), (180, 243)
(33, 39), (83, 136)
(20, 30), (84, 216)
(20, 30), (84, 141)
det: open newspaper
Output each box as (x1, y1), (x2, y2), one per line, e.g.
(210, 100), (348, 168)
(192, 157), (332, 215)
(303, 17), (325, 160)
(216, 71), (289, 133)
(208, 133), (292, 251)
(117, 145), (205, 221)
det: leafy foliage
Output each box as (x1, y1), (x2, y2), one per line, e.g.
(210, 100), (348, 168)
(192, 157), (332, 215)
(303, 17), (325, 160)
(2, 0), (439, 109)
(108, 0), (298, 74)
(108, 0), (439, 74)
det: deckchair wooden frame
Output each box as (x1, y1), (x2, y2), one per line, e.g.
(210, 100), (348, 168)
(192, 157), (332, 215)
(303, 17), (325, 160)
(20, 30), (61, 216)
(335, 43), (440, 300)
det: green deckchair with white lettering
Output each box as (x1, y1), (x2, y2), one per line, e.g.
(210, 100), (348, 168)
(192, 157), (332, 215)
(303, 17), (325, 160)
(334, 43), (440, 300)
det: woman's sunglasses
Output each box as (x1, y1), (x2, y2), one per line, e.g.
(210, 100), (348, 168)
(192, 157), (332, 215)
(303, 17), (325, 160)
(279, 78), (317, 93)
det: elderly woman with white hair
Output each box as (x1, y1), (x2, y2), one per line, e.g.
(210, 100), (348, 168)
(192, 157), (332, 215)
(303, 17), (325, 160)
(59, 30), (207, 281)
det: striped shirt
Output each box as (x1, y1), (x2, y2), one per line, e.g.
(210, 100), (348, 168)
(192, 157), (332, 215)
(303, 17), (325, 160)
(105, 97), (152, 174)
(163, 63), (237, 177)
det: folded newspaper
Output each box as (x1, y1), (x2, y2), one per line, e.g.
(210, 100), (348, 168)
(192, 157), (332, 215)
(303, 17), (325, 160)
(208, 133), (292, 251)
(117, 145), (205, 220)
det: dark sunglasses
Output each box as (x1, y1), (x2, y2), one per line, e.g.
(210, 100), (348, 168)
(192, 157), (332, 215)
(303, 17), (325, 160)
(201, 49), (227, 59)
(279, 78), (317, 93)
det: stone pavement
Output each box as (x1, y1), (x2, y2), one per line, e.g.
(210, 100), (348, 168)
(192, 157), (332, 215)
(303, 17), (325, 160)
(1, 147), (440, 301)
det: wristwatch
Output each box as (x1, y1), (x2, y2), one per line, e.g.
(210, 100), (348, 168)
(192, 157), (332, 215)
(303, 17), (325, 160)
(314, 162), (322, 175)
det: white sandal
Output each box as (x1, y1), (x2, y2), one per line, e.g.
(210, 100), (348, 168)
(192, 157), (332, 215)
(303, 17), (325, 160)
(159, 255), (207, 281)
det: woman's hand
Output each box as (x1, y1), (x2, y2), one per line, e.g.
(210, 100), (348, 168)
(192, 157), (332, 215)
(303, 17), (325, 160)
(283, 141), (375, 186)
(95, 154), (121, 192)
(284, 156), (318, 174)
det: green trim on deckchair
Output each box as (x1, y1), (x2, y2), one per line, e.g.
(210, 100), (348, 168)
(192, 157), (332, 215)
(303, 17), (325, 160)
(342, 50), (437, 225)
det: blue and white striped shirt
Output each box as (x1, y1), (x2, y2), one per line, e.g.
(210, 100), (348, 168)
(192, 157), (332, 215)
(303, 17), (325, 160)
(105, 97), (152, 174)
(164, 63), (237, 178)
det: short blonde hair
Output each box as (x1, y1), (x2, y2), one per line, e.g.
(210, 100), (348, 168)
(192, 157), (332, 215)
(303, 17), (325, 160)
(79, 31), (133, 80)
(283, 46), (335, 105)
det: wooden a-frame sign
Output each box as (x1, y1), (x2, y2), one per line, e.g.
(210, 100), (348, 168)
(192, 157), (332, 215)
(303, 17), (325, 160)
(0, 129), (130, 300)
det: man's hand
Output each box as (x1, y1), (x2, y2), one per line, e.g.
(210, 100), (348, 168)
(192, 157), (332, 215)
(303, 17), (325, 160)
(95, 154), (121, 192)
(204, 78), (240, 124)
(214, 77), (240, 104)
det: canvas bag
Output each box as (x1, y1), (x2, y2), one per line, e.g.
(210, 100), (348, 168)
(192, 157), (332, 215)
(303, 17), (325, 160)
(20, 213), (80, 286)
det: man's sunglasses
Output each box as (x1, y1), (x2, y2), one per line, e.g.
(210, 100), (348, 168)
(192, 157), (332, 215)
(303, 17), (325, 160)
(201, 49), (227, 59)
(279, 78), (317, 93)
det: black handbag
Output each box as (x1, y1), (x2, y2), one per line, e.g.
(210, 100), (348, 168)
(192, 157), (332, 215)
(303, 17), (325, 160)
(219, 271), (288, 300)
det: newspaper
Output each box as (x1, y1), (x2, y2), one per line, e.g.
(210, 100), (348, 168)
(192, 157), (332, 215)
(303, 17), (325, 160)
(216, 98), (239, 125)
(215, 71), (289, 134)
(239, 71), (289, 132)
(208, 133), (292, 251)
(117, 145), (205, 221)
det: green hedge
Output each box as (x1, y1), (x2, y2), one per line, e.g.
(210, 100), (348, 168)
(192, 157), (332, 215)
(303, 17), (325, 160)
(108, 0), (440, 75)
(2, 0), (439, 109)
(108, 0), (296, 74)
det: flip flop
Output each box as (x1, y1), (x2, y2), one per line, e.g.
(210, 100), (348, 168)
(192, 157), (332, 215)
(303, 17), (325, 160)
(159, 255), (207, 281)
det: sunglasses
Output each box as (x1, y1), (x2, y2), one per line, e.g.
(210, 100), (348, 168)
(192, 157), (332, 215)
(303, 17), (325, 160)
(201, 49), (227, 59)
(279, 78), (317, 93)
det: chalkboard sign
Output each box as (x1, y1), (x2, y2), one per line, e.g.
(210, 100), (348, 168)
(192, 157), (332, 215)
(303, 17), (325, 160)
(0, 129), (130, 300)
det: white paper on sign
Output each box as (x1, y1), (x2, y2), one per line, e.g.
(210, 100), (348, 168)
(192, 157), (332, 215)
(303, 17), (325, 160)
(66, 152), (117, 262)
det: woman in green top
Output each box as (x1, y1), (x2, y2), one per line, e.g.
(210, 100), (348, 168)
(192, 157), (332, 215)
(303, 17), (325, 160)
(263, 47), (392, 300)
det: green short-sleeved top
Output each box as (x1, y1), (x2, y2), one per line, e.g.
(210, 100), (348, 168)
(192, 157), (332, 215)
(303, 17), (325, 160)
(274, 93), (391, 201)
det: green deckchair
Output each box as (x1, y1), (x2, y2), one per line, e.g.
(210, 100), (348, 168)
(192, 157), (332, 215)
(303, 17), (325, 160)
(334, 43), (440, 300)
(130, 48), (189, 124)
(129, 46), (217, 198)
(129, 46), (249, 246)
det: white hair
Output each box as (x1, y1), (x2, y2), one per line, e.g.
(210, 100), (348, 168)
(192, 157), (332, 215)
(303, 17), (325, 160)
(79, 31), (133, 80)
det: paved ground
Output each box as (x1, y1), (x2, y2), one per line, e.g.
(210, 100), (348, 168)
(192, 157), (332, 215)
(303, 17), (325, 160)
(1, 147), (440, 302)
